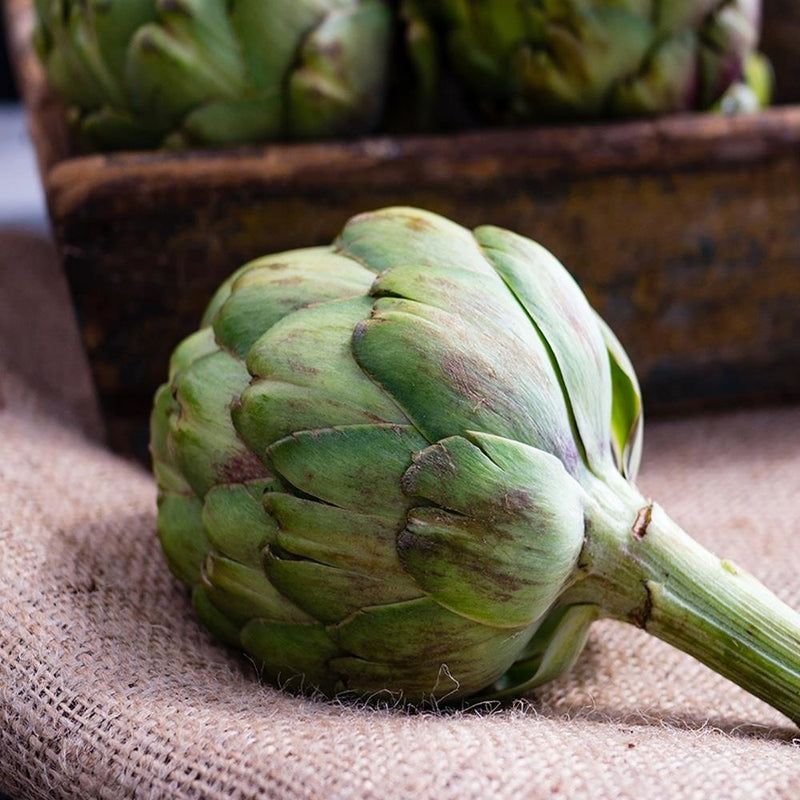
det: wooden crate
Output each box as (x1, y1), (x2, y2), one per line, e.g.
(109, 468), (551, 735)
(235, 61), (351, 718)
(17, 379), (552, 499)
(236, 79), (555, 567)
(7, 0), (800, 462)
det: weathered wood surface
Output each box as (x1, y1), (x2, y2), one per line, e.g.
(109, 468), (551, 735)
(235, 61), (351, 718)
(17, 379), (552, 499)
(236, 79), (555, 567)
(7, 0), (800, 462)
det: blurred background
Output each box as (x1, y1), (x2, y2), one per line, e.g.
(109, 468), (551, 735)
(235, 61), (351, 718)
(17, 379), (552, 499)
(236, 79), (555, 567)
(0, 10), (49, 232)
(0, 15), (15, 99)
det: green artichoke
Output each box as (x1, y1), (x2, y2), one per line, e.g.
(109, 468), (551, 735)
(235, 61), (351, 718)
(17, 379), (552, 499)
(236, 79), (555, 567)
(404, 0), (768, 123)
(151, 207), (800, 721)
(33, 0), (392, 151)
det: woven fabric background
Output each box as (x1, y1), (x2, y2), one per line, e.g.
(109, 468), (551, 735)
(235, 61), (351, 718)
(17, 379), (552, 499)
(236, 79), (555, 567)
(1, 230), (799, 799)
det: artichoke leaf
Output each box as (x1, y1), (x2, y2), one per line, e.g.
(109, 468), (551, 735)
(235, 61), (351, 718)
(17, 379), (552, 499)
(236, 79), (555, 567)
(267, 493), (410, 577)
(288, 0), (392, 138)
(234, 380), (408, 457)
(202, 480), (282, 568)
(265, 547), (422, 624)
(329, 645), (519, 702)
(211, 250), (375, 356)
(241, 618), (342, 694)
(476, 225), (613, 476)
(41, 13), (108, 110)
(329, 597), (533, 700)
(266, 424), (428, 515)
(154, 0), (245, 88)
(742, 52), (773, 109)
(201, 247), (346, 327)
(336, 207), (493, 275)
(698, 4), (759, 109)
(370, 262), (532, 342)
(169, 349), (271, 498)
(330, 596), (528, 663)
(353, 297), (581, 472)
(168, 327), (217, 382)
(246, 297), (407, 424)
(179, 96), (283, 146)
(481, 604), (599, 699)
(192, 584), (243, 648)
(81, 105), (165, 150)
(203, 552), (313, 626)
(656, 1), (721, 33)
(236, 297), (408, 452)
(126, 9), (245, 125)
(157, 491), (210, 586)
(399, 434), (586, 627)
(87, 0), (157, 80)
(611, 31), (698, 116)
(151, 383), (191, 495)
(594, 314), (643, 481)
(64, 3), (130, 108)
(230, 0), (336, 94)
(400, 0), (439, 127)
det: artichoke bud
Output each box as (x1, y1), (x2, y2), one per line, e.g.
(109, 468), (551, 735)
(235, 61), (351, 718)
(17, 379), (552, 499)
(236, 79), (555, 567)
(33, 0), (393, 150)
(152, 207), (800, 722)
(408, 0), (767, 123)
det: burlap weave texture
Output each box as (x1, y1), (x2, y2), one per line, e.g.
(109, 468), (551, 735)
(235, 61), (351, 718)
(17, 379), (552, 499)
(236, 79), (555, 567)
(1, 231), (799, 799)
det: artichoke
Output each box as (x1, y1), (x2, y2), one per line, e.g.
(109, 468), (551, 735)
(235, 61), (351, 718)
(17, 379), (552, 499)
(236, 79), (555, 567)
(404, 0), (767, 123)
(151, 207), (800, 721)
(32, 0), (392, 151)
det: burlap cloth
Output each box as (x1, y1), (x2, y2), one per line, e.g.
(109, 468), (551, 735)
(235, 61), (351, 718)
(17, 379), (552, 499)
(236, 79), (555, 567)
(1, 229), (799, 799)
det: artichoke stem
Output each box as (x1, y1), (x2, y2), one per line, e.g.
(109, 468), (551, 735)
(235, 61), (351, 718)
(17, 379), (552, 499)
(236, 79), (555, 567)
(577, 484), (800, 726)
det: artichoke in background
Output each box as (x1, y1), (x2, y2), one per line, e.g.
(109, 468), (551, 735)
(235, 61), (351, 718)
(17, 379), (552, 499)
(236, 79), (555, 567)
(404, 0), (768, 124)
(32, 0), (392, 151)
(151, 207), (800, 722)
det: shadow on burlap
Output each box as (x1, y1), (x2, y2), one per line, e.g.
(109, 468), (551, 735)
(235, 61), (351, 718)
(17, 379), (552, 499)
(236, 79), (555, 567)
(1, 229), (799, 799)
